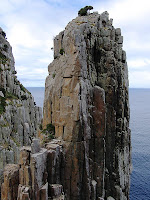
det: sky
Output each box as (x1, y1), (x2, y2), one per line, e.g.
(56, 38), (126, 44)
(0, 0), (150, 88)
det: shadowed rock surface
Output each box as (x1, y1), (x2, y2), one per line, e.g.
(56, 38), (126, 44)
(1, 140), (65, 200)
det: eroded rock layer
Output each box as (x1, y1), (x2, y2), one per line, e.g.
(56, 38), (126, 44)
(43, 11), (131, 200)
(1, 139), (65, 200)
(0, 28), (42, 188)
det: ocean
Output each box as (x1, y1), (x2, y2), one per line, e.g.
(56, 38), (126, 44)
(129, 89), (150, 200)
(27, 87), (150, 200)
(27, 87), (45, 109)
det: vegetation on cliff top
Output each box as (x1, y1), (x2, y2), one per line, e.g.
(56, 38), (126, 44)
(78, 6), (93, 16)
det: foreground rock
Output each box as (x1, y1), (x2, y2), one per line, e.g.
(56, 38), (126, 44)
(1, 164), (19, 200)
(43, 11), (131, 200)
(1, 139), (64, 200)
(0, 28), (42, 188)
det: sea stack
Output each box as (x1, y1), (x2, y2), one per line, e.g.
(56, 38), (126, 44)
(43, 11), (131, 199)
(0, 10), (131, 200)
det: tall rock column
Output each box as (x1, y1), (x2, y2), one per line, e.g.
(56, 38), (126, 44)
(43, 11), (131, 200)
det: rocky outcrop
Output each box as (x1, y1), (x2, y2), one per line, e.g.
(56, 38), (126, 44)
(1, 139), (65, 200)
(1, 164), (19, 200)
(43, 11), (131, 200)
(0, 28), (42, 189)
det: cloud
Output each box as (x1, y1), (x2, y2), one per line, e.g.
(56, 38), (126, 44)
(0, 0), (15, 15)
(0, 0), (78, 87)
(16, 64), (48, 87)
(38, 57), (53, 64)
(111, 0), (150, 23)
(94, 0), (150, 88)
(8, 24), (43, 48)
(129, 71), (150, 88)
(94, 0), (150, 25)
(128, 59), (150, 69)
(0, 0), (150, 88)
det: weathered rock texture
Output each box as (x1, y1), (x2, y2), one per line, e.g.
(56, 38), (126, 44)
(1, 139), (65, 200)
(1, 10), (131, 200)
(0, 28), (42, 189)
(43, 11), (131, 200)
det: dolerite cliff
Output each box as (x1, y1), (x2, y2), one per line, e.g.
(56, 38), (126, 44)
(0, 11), (131, 200)
(0, 28), (42, 188)
(43, 11), (131, 200)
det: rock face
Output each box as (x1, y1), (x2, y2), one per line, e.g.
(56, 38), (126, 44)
(43, 11), (131, 200)
(1, 164), (19, 200)
(0, 28), (42, 189)
(1, 139), (65, 200)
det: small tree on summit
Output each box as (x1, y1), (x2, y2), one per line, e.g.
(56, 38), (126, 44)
(78, 6), (93, 16)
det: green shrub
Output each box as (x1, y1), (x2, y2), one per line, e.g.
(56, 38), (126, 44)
(3, 44), (8, 52)
(21, 95), (27, 100)
(1, 31), (6, 38)
(46, 123), (55, 134)
(0, 88), (6, 96)
(0, 52), (7, 64)
(48, 134), (55, 140)
(59, 48), (65, 55)
(10, 136), (20, 147)
(78, 6), (93, 16)
(0, 96), (6, 114)
(20, 83), (31, 94)
(39, 124), (43, 130)
(12, 70), (17, 74)
(52, 73), (56, 79)
(0, 89), (19, 114)
(5, 91), (18, 100)
(20, 84), (26, 92)
(78, 8), (87, 16)
(42, 123), (55, 141)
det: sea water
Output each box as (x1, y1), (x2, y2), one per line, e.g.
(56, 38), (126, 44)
(129, 89), (150, 200)
(27, 87), (150, 200)
(27, 87), (45, 109)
